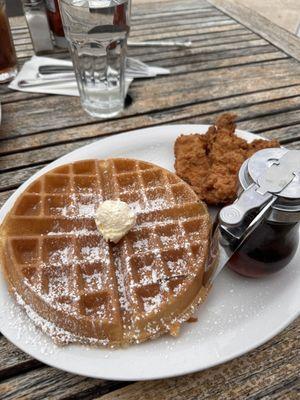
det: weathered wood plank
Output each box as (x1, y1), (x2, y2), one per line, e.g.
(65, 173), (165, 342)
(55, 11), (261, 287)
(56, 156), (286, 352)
(130, 31), (262, 62)
(9, 8), (222, 36)
(129, 18), (235, 39)
(0, 57), (295, 140)
(3, 30), (264, 86)
(262, 124), (300, 144)
(129, 32), (259, 60)
(131, 0), (212, 17)
(130, 15), (231, 34)
(157, 48), (281, 74)
(128, 22), (241, 42)
(209, 0), (300, 62)
(288, 141), (300, 150)
(12, 36), (31, 45)
(0, 337), (41, 380)
(1, 50), (287, 107)
(131, 11), (227, 28)
(0, 51), (270, 105)
(12, 22), (242, 55)
(1, 82), (300, 171)
(131, 39), (270, 65)
(12, 23), (243, 61)
(3, 96), (300, 191)
(0, 165), (44, 192)
(98, 319), (299, 400)
(0, 90), (46, 105)
(238, 109), (300, 134)
(12, 41), (274, 73)
(2, 73), (299, 156)
(0, 190), (14, 207)
(0, 366), (130, 400)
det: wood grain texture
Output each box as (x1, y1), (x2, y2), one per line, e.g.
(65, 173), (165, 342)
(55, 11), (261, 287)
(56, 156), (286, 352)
(0, 0), (300, 399)
(1, 73), (299, 156)
(2, 85), (300, 175)
(209, 0), (300, 62)
(0, 367), (129, 400)
(99, 319), (300, 400)
(1, 58), (297, 140)
(0, 337), (41, 380)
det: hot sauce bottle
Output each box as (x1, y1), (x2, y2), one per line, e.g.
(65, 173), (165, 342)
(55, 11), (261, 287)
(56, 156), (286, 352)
(45, 0), (67, 48)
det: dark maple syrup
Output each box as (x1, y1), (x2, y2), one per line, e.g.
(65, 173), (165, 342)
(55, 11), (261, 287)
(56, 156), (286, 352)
(227, 220), (299, 278)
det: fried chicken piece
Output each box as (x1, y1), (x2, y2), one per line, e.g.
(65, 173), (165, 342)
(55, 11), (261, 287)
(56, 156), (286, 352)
(203, 115), (248, 203)
(174, 133), (209, 196)
(247, 139), (280, 158)
(174, 113), (280, 205)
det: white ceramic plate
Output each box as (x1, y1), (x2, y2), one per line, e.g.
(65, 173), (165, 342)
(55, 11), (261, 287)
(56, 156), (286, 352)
(0, 125), (299, 381)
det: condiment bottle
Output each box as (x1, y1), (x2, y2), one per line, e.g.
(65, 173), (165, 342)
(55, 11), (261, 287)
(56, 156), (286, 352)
(22, 0), (53, 54)
(45, 0), (67, 48)
(206, 148), (300, 283)
(0, 0), (17, 82)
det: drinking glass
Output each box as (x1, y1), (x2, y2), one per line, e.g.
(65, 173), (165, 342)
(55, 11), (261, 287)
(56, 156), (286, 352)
(59, 0), (130, 118)
(0, 0), (17, 83)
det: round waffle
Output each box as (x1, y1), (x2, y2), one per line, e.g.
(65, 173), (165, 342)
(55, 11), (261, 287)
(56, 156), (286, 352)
(0, 158), (212, 347)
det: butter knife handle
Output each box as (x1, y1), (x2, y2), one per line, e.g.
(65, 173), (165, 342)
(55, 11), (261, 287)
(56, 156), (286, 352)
(38, 65), (74, 75)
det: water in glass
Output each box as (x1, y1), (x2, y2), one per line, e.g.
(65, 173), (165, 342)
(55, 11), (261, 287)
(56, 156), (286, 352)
(60, 0), (129, 118)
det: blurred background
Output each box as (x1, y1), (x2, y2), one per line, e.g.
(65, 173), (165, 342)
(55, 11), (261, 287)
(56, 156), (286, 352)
(6, 0), (22, 16)
(5, 0), (300, 36)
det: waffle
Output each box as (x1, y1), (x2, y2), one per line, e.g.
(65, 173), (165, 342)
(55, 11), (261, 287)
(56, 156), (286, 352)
(0, 158), (212, 347)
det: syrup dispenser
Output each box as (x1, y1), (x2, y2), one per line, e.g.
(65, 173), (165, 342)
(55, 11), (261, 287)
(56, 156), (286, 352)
(206, 148), (300, 283)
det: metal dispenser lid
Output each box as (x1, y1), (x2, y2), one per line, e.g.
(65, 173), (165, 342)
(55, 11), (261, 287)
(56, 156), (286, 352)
(221, 148), (300, 226)
(241, 148), (300, 201)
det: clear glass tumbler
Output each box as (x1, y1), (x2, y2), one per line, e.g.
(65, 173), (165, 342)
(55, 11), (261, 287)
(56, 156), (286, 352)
(59, 0), (130, 118)
(0, 0), (17, 83)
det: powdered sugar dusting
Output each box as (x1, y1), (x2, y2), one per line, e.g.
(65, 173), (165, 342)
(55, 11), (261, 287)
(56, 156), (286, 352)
(81, 246), (101, 262)
(161, 235), (177, 246)
(78, 204), (96, 218)
(4, 294), (62, 355)
(133, 239), (149, 252)
(49, 247), (74, 266)
(145, 198), (170, 212)
(167, 259), (188, 275)
(3, 158), (210, 348)
(83, 271), (102, 290)
(143, 293), (163, 313)
(114, 250), (130, 312)
(47, 228), (97, 237)
(11, 291), (109, 347)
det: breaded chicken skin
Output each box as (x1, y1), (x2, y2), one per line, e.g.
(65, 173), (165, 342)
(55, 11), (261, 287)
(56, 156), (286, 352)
(174, 114), (280, 205)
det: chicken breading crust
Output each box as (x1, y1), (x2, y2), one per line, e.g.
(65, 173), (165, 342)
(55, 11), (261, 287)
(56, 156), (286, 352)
(174, 113), (280, 205)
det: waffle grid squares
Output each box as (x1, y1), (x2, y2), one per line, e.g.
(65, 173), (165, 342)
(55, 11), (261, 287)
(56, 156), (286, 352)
(3, 158), (211, 346)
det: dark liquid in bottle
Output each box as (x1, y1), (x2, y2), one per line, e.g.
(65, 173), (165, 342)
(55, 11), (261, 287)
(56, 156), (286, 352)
(46, 0), (64, 37)
(227, 220), (299, 278)
(0, 4), (17, 74)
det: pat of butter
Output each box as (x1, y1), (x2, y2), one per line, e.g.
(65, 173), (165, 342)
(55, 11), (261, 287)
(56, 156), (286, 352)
(95, 200), (136, 243)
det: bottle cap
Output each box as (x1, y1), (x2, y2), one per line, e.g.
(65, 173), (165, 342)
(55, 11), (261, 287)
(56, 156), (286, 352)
(239, 148), (300, 222)
(219, 148), (300, 243)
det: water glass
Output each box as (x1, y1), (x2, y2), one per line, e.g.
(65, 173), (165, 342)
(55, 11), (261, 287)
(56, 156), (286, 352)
(59, 0), (130, 118)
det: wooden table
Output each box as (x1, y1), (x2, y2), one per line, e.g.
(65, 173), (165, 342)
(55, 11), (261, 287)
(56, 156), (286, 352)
(1, 0), (299, 398)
